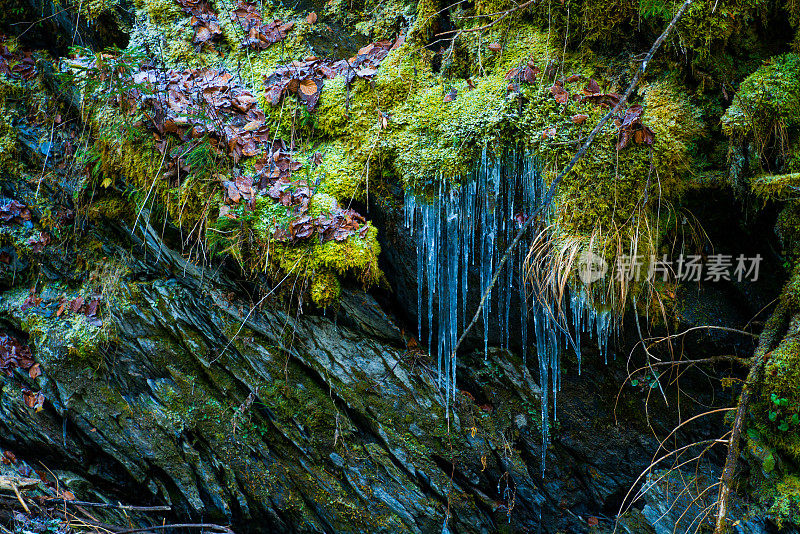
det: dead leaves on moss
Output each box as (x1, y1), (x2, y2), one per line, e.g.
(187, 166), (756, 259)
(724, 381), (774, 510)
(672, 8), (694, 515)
(0, 200), (32, 224)
(267, 180), (370, 243)
(59, 295), (103, 326)
(505, 60), (541, 85)
(0, 39), (36, 80)
(1, 334), (45, 410)
(543, 73), (656, 149)
(0, 334), (35, 378)
(77, 44), (383, 251)
(175, 0), (222, 46)
(615, 104), (655, 149)
(231, 1), (294, 50)
(26, 233), (50, 253)
(263, 39), (395, 110)
(133, 68), (270, 162)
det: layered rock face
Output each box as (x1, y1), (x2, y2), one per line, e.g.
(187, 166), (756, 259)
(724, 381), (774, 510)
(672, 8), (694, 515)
(2, 0), (799, 531)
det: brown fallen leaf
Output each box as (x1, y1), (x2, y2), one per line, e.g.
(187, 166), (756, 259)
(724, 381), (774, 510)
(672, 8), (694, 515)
(299, 78), (318, 96)
(243, 119), (264, 131)
(443, 88), (457, 103)
(488, 42), (502, 52)
(28, 364), (41, 379)
(571, 114), (589, 124)
(584, 78), (601, 94)
(550, 83), (569, 104)
(22, 389), (45, 411)
(306, 11), (317, 23)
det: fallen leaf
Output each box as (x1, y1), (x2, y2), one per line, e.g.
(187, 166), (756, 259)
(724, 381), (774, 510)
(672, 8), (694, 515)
(550, 83), (569, 104)
(306, 11), (317, 23)
(488, 42), (502, 52)
(70, 296), (84, 313)
(571, 114), (589, 124)
(584, 78), (601, 94)
(84, 299), (100, 317)
(299, 78), (318, 96)
(28, 364), (41, 379)
(243, 119), (264, 131)
(22, 389), (45, 411)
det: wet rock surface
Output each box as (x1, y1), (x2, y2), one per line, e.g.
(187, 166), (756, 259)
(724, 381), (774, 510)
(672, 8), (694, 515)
(0, 172), (760, 533)
(0, 1), (787, 532)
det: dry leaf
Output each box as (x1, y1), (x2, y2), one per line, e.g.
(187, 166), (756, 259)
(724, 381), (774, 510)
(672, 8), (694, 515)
(28, 364), (41, 379)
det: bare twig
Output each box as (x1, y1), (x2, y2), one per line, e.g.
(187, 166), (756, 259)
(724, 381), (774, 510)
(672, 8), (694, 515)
(113, 523), (233, 534)
(45, 499), (171, 512)
(12, 485), (31, 514)
(450, 0), (695, 358)
(436, 0), (536, 35)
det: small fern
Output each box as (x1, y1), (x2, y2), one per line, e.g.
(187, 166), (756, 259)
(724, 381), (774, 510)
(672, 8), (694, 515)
(185, 138), (215, 181)
(639, 0), (672, 20)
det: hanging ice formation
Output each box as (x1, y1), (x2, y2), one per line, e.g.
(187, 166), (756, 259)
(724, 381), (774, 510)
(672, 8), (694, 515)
(403, 147), (614, 469)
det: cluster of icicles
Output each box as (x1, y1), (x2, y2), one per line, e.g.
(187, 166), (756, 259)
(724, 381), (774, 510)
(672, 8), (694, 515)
(403, 148), (614, 469)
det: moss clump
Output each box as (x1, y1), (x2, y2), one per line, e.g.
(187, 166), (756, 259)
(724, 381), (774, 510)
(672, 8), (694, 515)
(723, 54), (800, 145)
(310, 271), (341, 307)
(767, 475), (800, 527)
(270, 225), (382, 307)
(752, 267), (800, 482)
(723, 53), (800, 188)
(80, 0), (121, 21)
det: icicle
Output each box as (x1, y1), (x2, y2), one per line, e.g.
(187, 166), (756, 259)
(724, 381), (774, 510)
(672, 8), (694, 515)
(405, 146), (620, 473)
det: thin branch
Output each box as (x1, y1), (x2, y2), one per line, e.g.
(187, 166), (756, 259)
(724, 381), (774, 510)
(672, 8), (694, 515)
(450, 0), (695, 358)
(45, 499), (171, 512)
(435, 0), (536, 35)
(112, 524), (233, 534)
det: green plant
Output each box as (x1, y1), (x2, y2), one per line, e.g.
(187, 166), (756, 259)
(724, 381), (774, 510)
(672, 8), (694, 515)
(768, 393), (800, 432)
(60, 45), (152, 114)
(638, 0), (672, 20)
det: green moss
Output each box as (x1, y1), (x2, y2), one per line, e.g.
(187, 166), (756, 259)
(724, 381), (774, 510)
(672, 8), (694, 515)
(753, 266), (800, 469)
(270, 225), (382, 306)
(722, 54), (800, 156)
(2, 285), (115, 365)
(752, 173), (800, 201)
(310, 271), (341, 307)
(80, 0), (121, 20)
(309, 193), (340, 216)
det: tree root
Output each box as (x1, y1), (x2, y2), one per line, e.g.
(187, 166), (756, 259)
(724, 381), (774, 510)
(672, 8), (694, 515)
(714, 301), (789, 533)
